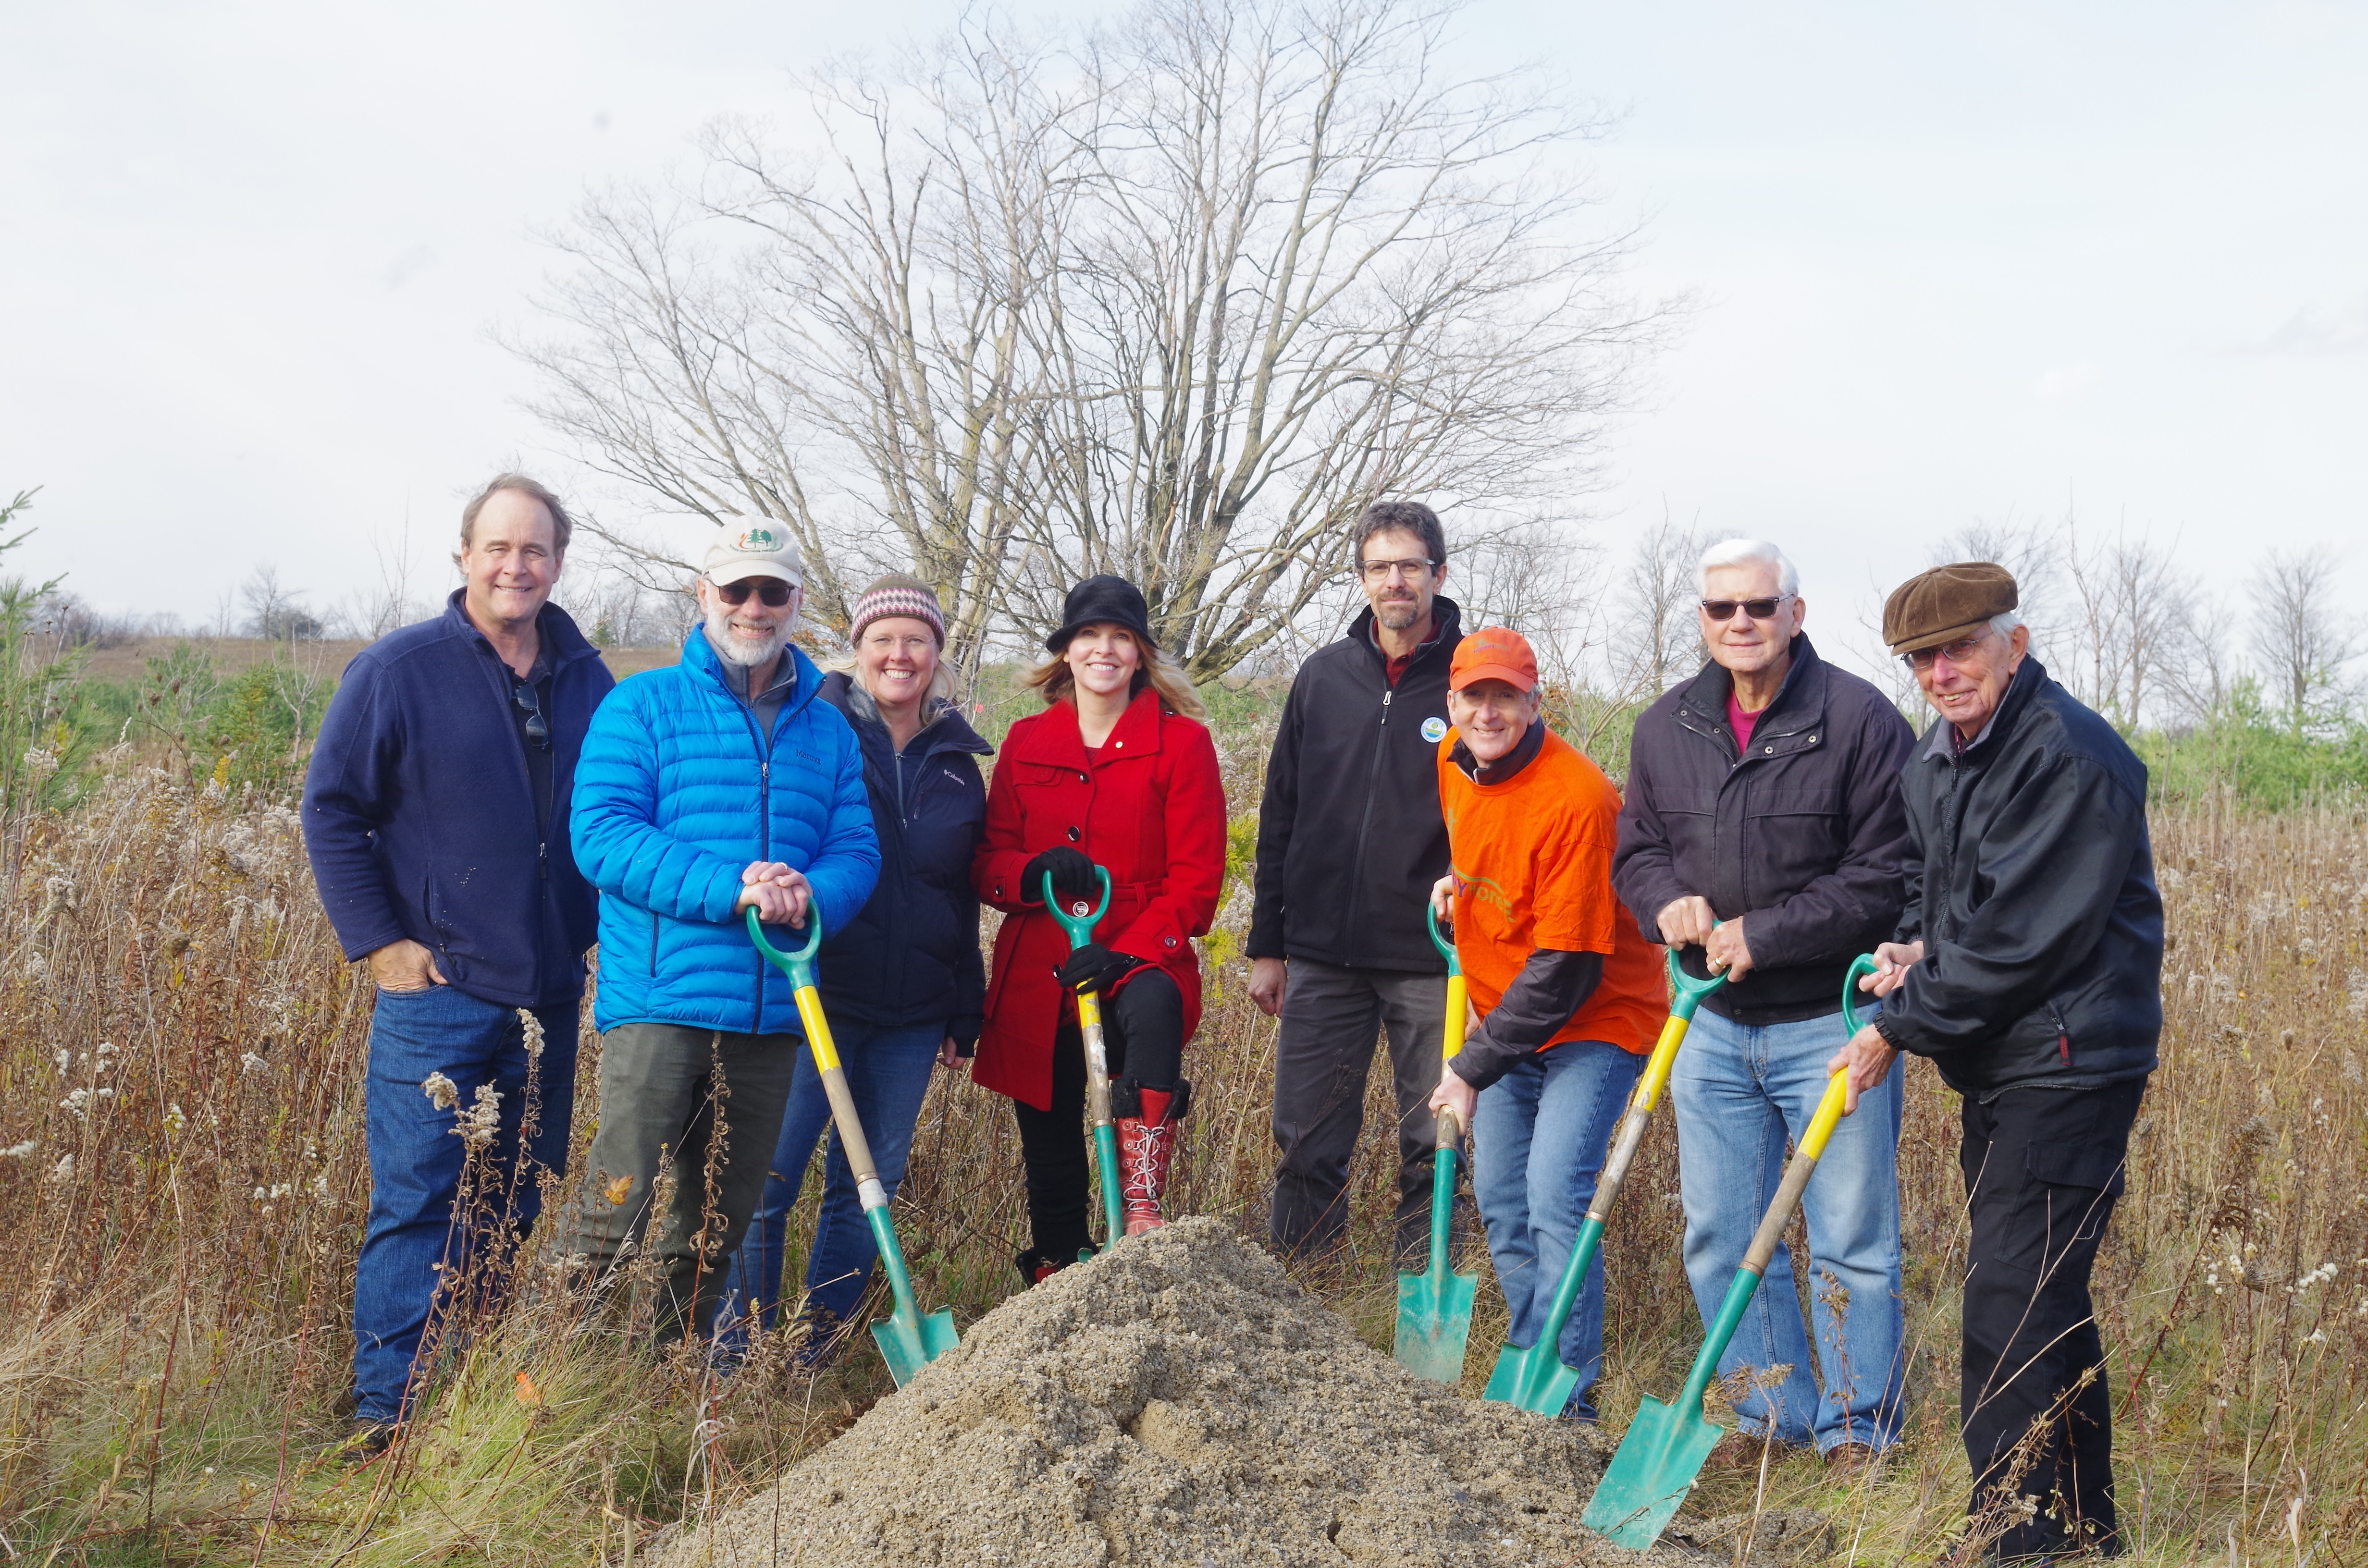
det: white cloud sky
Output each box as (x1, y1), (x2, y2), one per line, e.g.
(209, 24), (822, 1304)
(2, 0), (2361, 665)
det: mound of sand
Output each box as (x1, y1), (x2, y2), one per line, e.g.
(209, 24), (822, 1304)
(654, 1218), (1754, 1567)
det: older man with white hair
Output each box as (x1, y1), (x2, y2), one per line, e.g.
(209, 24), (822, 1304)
(1834, 564), (2159, 1558)
(1612, 537), (1917, 1471)
(563, 526), (880, 1348)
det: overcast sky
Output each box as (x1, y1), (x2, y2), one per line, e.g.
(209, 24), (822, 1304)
(3, 0), (2360, 667)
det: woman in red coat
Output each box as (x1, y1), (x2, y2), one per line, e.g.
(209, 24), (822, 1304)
(973, 575), (1227, 1283)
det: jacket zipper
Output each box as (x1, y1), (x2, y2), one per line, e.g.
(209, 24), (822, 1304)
(724, 664), (777, 1033)
(2049, 1002), (2072, 1065)
(1345, 684), (1394, 938)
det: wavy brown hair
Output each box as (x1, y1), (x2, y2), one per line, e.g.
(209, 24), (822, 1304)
(1025, 627), (1206, 721)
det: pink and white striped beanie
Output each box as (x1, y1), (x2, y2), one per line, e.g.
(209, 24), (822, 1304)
(849, 572), (947, 648)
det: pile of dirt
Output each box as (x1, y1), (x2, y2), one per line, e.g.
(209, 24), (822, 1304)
(653, 1218), (1750, 1567)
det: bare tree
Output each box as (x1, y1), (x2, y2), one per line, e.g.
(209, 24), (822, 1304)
(239, 566), (323, 642)
(516, 0), (1666, 682)
(1612, 514), (1704, 704)
(2249, 547), (2357, 733)
(2059, 525), (2194, 731)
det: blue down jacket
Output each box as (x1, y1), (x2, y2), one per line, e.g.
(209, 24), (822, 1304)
(571, 628), (881, 1034)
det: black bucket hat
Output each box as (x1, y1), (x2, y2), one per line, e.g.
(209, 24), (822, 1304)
(1045, 574), (1156, 652)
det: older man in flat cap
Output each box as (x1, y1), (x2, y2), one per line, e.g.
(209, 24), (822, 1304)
(1832, 563), (2161, 1562)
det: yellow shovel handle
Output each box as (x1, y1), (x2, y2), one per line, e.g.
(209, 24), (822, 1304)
(793, 982), (883, 1194)
(1442, 973), (1468, 1061)
(1738, 1068), (1849, 1277)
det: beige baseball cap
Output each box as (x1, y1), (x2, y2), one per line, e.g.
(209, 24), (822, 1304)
(702, 524), (804, 587)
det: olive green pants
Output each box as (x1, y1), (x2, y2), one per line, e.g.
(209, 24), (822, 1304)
(567, 1022), (801, 1346)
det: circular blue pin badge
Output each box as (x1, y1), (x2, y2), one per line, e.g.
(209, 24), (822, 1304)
(1419, 716), (1448, 743)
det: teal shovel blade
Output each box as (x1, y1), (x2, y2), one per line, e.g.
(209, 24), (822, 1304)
(1481, 1336), (1582, 1414)
(1393, 1265), (1478, 1384)
(1582, 1391), (1725, 1549)
(871, 1304), (961, 1389)
(861, 1204), (960, 1388)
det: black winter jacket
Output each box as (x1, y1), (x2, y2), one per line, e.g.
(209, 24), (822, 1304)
(1878, 657), (2162, 1097)
(1248, 599), (1463, 973)
(814, 673), (993, 1047)
(1613, 636), (1916, 1025)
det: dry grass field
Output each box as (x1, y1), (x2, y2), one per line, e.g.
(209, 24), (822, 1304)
(1, 753), (2363, 1564)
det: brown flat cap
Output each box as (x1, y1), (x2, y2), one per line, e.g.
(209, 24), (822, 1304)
(1883, 562), (2018, 656)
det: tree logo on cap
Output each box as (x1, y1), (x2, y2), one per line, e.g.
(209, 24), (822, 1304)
(734, 527), (779, 551)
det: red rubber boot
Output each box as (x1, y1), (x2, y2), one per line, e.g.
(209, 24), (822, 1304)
(1117, 1088), (1176, 1237)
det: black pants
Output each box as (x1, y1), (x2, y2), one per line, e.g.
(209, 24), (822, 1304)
(1959, 1078), (2144, 1560)
(1267, 959), (1450, 1262)
(1012, 968), (1184, 1261)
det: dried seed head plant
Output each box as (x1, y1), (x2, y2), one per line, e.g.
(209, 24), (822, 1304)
(3, 749), (2367, 1561)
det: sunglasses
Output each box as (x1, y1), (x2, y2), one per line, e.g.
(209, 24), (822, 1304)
(1700, 595), (1793, 622)
(511, 679), (550, 751)
(715, 577), (795, 607)
(1902, 630), (1992, 672)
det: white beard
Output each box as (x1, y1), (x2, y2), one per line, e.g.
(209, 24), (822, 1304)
(704, 601), (791, 669)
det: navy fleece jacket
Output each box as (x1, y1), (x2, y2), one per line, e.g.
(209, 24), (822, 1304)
(301, 592), (614, 1009)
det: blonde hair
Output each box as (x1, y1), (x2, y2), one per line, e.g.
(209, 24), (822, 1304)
(1026, 629), (1206, 721)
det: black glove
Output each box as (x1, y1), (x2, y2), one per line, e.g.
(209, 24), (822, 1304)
(1023, 846), (1098, 906)
(1056, 942), (1142, 995)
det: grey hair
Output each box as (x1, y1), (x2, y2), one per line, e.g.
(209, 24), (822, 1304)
(1989, 610), (2024, 638)
(1698, 538), (1799, 598)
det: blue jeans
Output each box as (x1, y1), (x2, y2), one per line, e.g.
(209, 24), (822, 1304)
(1469, 1039), (1643, 1421)
(1669, 1005), (1906, 1452)
(355, 985), (579, 1422)
(714, 1019), (944, 1350)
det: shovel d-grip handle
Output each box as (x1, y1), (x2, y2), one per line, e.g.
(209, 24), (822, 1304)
(746, 904), (821, 990)
(1044, 864), (1124, 1244)
(1841, 951), (1878, 1036)
(1045, 866), (1114, 946)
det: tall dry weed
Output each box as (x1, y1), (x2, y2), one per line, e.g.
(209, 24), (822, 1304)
(2, 760), (2365, 1564)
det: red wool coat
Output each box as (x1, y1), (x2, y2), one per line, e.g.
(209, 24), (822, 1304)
(972, 688), (1228, 1111)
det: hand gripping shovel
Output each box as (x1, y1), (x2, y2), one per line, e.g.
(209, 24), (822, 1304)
(746, 909), (959, 1387)
(1045, 866), (1125, 1249)
(1583, 952), (1877, 1548)
(1393, 905), (1480, 1384)
(1483, 946), (1728, 1413)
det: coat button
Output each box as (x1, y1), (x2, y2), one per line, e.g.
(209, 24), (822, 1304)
(1078, 770), (1088, 783)
(1067, 826), (1082, 842)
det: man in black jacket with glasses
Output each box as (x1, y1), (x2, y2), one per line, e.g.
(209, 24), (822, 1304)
(1835, 563), (2160, 1562)
(1251, 500), (1464, 1262)
(1613, 537), (1916, 1474)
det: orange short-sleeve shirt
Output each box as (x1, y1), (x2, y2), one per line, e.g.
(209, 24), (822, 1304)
(1436, 728), (1666, 1055)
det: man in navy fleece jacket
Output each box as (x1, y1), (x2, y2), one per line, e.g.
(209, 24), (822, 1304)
(301, 474), (613, 1458)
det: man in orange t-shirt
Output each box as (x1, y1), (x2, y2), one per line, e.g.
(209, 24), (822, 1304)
(1427, 626), (1666, 1421)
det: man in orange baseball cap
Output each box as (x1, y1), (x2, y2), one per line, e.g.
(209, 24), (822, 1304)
(1426, 627), (1666, 1421)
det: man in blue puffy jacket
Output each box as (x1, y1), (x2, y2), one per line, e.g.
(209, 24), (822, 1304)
(563, 525), (880, 1347)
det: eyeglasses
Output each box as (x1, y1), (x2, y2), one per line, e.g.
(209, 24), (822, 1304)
(1902, 630), (1991, 672)
(511, 679), (550, 751)
(1700, 596), (1793, 622)
(716, 577), (794, 607)
(1358, 557), (1436, 582)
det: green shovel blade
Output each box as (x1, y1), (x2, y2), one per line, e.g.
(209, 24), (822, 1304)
(1582, 1390), (1725, 1549)
(861, 1204), (959, 1388)
(1481, 1335), (1582, 1413)
(1394, 1266), (1478, 1384)
(871, 1305), (961, 1389)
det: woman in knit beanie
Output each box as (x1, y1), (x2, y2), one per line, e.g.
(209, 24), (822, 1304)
(717, 572), (993, 1368)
